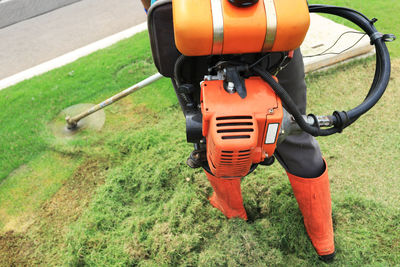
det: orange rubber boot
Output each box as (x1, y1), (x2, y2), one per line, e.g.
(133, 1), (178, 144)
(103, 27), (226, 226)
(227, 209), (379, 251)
(287, 162), (335, 261)
(205, 171), (247, 220)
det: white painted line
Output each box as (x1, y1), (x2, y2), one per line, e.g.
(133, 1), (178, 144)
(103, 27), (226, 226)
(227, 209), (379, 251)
(0, 22), (147, 91)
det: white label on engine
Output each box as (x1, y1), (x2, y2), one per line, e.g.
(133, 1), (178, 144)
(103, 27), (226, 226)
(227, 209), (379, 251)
(265, 123), (279, 144)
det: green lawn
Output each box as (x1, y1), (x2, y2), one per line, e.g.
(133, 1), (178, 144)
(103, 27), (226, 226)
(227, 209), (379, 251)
(0, 1), (399, 266)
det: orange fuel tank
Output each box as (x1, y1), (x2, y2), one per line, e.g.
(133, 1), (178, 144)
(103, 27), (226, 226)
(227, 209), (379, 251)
(173, 0), (310, 56)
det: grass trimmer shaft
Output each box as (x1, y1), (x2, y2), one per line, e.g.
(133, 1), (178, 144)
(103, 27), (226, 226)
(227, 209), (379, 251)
(66, 72), (163, 130)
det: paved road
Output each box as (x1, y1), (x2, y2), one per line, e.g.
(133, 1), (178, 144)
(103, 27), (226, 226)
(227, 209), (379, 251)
(0, 0), (146, 80)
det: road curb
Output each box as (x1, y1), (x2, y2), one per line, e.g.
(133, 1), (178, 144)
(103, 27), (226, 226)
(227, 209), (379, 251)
(0, 22), (147, 91)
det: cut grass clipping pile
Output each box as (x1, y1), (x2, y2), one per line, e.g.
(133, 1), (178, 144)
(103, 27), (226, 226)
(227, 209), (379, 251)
(1, 1), (399, 266)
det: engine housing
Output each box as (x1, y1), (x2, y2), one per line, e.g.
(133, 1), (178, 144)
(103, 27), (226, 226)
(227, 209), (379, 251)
(201, 77), (283, 178)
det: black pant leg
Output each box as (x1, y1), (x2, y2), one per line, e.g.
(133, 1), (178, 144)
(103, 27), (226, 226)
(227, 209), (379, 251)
(274, 49), (325, 178)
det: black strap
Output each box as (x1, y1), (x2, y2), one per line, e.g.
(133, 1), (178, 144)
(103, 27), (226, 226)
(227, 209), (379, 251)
(370, 32), (396, 45)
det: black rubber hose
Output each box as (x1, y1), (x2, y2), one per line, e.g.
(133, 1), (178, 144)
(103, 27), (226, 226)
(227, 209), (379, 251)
(174, 54), (186, 87)
(348, 40), (390, 118)
(253, 66), (321, 136)
(252, 5), (392, 136)
(309, 5), (391, 122)
(173, 55), (195, 116)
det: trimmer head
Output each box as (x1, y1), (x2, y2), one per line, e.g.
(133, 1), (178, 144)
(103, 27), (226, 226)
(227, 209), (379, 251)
(50, 103), (105, 138)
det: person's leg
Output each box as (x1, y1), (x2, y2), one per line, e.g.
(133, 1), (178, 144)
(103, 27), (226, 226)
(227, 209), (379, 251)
(275, 49), (335, 260)
(275, 49), (325, 178)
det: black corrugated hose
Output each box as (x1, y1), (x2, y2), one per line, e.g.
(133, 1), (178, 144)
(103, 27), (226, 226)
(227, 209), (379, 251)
(253, 5), (395, 136)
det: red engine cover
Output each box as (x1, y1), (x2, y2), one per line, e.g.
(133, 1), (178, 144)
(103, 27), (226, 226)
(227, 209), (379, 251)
(201, 77), (283, 178)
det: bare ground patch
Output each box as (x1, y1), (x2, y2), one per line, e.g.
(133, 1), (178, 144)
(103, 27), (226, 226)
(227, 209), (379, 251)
(0, 92), (157, 265)
(0, 231), (35, 266)
(0, 159), (108, 266)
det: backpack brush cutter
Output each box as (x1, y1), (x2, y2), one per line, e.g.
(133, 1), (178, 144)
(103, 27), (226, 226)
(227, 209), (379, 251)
(168, 1), (396, 178)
